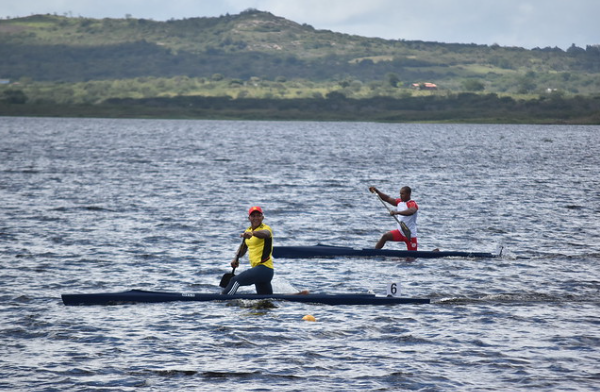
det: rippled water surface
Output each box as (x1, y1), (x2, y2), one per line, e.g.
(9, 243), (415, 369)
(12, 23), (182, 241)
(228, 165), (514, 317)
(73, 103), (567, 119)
(1, 118), (599, 391)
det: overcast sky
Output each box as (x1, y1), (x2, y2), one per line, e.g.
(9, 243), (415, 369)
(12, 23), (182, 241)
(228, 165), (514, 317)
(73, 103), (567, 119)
(2, 0), (598, 50)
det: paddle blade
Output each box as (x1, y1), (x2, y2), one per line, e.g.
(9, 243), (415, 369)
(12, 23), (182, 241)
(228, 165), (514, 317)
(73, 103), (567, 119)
(219, 269), (236, 288)
(400, 221), (412, 241)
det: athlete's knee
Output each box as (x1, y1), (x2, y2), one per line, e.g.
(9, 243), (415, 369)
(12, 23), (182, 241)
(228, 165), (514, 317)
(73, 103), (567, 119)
(221, 278), (240, 295)
(382, 232), (394, 241)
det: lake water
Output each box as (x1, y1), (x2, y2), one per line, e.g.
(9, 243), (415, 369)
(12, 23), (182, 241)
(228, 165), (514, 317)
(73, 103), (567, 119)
(1, 117), (599, 391)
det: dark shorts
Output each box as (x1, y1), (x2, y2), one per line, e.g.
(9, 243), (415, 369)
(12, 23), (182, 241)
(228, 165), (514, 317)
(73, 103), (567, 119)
(221, 265), (274, 295)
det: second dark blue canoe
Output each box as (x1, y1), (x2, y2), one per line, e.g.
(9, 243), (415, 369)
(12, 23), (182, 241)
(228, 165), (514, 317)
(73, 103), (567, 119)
(273, 244), (501, 259)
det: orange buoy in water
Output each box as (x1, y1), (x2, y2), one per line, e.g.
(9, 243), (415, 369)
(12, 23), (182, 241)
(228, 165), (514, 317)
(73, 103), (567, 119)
(302, 314), (316, 322)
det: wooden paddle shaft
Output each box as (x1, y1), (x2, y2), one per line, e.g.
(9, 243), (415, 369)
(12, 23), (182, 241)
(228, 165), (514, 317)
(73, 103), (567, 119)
(374, 192), (403, 226)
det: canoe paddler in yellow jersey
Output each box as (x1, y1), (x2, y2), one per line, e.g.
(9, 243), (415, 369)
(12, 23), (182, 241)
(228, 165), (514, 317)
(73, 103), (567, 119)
(221, 206), (275, 295)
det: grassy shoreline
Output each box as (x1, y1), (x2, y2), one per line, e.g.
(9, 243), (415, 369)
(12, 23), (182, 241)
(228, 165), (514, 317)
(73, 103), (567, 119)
(2, 94), (599, 124)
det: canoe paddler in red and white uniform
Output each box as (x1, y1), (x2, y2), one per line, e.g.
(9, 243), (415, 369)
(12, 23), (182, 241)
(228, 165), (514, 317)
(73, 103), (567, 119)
(369, 186), (419, 250)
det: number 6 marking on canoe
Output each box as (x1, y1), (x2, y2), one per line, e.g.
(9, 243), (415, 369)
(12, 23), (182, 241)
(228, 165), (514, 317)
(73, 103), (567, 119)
(387, 282), (400, 297)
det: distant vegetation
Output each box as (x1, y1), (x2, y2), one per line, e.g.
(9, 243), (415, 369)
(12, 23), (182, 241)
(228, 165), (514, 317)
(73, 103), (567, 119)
(1, 10), (599, 123)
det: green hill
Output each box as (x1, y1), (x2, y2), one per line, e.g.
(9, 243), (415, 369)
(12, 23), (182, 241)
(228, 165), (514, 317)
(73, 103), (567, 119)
(1, 10), (598, 88)
(1, 9), (599, 123)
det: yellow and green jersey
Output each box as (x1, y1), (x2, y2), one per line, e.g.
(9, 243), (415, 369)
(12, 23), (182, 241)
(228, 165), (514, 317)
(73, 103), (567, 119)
(244, 223), (274, 269)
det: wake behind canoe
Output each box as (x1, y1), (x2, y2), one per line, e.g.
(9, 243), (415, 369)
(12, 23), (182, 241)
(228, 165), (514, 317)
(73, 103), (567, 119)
(273, 244), (501, 259)
(61, 289), (430, 306)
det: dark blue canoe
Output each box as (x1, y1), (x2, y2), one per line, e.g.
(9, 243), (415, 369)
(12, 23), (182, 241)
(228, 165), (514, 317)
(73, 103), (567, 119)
(61, 289), (430, 306)
(273, 244), (501, 259)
